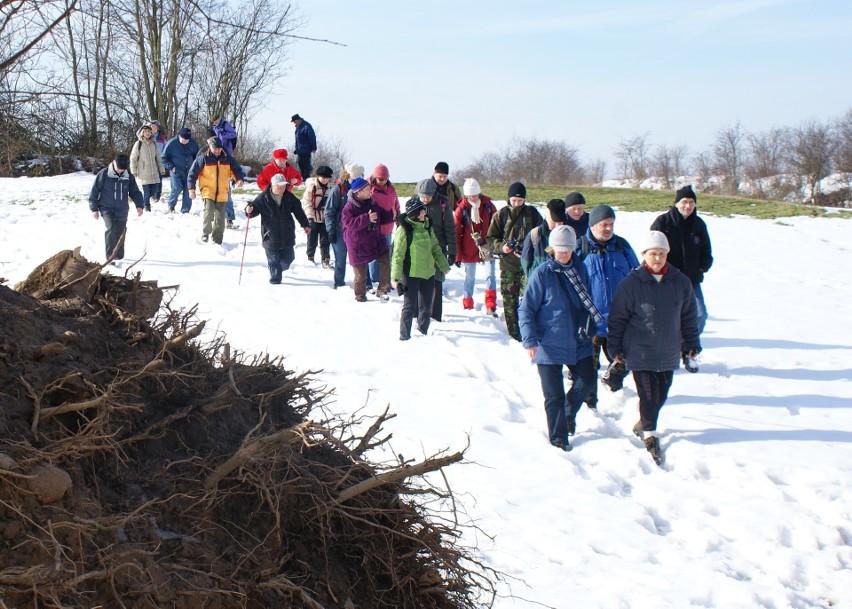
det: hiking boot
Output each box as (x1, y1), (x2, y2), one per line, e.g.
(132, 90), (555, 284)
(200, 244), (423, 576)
(644, 436), (663, 465)
(355, 295), (367, 302)
(632, 421), (644, 440)
(307, 255), (315, 263)
(321, 259), (330, 269)
(201, 234), (209, 242)
(602, 362), (626, 392)
(376, 291), (390, 302)
(585, 388), (598, 410)
(683, 354), (699, 373)
(269, 276), (281, 285)
(552, 438), (572, 452)
(567, 417), (576, 437)
(486, 308), (498, 317)
(144, 204), (151, 212)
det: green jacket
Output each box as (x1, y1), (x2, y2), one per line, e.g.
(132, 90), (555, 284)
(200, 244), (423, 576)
(392, 216), (450, 282)
(486, 204), (543, 274)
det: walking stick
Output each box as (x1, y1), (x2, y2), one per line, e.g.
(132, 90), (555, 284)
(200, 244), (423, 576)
(238, 213), (251, 285)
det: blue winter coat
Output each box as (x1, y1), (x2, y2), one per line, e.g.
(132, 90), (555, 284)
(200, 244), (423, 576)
(324, 181), (347, 237)
(161, 136), (200, 178)
(606, 264), (700, 372)
(519, 256), (594, 365)
(575, 233), (640, 336)
(293, 120), (317, 155)
(88, 164), (145, 221)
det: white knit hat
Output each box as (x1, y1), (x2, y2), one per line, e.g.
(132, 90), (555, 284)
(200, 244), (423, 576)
(642, 230), (670, 253)
(344, 162), (364, 179)
(463, 178), (481, 196)
(549, 225), (577, 252)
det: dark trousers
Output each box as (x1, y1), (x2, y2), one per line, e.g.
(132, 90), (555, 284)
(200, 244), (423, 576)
(633, 370), (674, 432)
(102, 213), (127, 260)
(264, 246), (295, 282)
(400, 277), (436, 340)
(537, 357), (595, 445)
(296, 153), (312, 181)
(306, 223), (329, 261)
(331, 233), (347, 287)
(431, 280), (444, 322)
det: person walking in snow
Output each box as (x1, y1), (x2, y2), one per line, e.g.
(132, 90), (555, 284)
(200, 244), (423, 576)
(211, 115), (239, 228)
(161, 127), (199, 213)
(418, 176), (457, 323)
(129, 123), (166, 211)
(301, 165), (333, 267)
(368, 164), (400, 289)
(89, 154), (145, 264)
(325, 165), (357, 289)
(453, 178), (498, 314)
(575, 205), (640, 408)
(430, 161), (463, 212)
(341, 177), (390, 302)
(392, 197), (451, 340)
(245, 174), (311, 284)
(486, 181), (543, 342)
(149, 119), (167, 154)
(291, 113), (317, 180)
(187, 136), (245, 245)
(521, 198), (568, 277)
(256, 148), (303, 192)
(519, 225), (600, 452)
(564, 191), (590, 239)
(650, 184), (713, 338)
(606, 230), (701, 465)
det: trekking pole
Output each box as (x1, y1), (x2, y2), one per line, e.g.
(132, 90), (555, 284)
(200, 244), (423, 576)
(238, 213), (251, 285)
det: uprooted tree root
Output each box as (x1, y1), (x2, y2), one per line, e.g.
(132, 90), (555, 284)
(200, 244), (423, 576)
(0, 250), (496, 609)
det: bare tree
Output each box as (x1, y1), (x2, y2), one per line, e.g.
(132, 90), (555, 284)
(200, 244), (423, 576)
(713, 122), (746, 194)
(670, 144), (690, 176)
(834, 108), (852, 174)
(651, 144), (674, 188)
(584, 158), (607, 185)
(742, 127), (790, 200)
(787, 119), (834, 204)
(313, 133), (351, 176)
(0, 0), (78, 72)
(614, 133), (650, 180)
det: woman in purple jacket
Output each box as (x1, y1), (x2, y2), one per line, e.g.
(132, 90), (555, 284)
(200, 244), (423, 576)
(341, 178), (391, 302)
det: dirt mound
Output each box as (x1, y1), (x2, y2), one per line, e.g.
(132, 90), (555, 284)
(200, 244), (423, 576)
(0, 251), (491, 608)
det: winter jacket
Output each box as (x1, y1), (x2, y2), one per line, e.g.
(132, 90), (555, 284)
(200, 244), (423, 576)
(370, 182), (400, 236)
(211, 119), (238, 156)
(245, 187), (309, 250)
(89, 164), (145, 221)
(606, 264), (700, 372)
(566, 212), (589, 241)
(187, 149), (245, 203)
(391, 215), (450, 283)
(422, 194), (457, 257)
(161, 136), (200, 179)
(341, 192), (389, 266)
(454, 195), (496, 263)
(518, 256), (594, 365)
(486, 204), (544, 274)
(575, 233), (640, 337)
(520, 223), (555, 276)
(293, 120), (317, 155)
(256, 162), (302, 192)
(432, 178), (462, 212)
(650, 207), (713, 286)
(301, 177), (330, 223)
(323, 181), (347, 238)
(129, 137), (165, 185)
(153, 132), (167, 154)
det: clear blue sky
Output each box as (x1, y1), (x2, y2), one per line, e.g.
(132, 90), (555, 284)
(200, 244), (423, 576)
(254, 0), (852, 183)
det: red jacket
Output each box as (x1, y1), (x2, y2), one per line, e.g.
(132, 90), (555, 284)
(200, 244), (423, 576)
(454, 195), (496, 263)
(256, 162), (303, 191)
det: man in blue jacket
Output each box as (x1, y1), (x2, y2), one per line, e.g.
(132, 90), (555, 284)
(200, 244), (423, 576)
(575, 205), (640, 407)
(291, 114), (317, 180)
(89, 154), (145, 264)
(519, 225), (602, 452)
(161, 127), (200, 213)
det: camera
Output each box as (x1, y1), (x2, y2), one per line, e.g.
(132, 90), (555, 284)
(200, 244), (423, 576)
(506, 239), (523, 255)
(368, 221), (378, 231)
(471, 231), (486, 246)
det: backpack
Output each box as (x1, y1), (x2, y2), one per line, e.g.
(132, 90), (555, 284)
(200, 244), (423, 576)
(578, 235), (626, 258)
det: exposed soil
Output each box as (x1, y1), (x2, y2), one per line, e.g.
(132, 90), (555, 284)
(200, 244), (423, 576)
(0, 250), (489, 609)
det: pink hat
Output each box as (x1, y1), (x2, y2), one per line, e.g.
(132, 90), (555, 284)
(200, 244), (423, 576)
(372, 164), (390, 180)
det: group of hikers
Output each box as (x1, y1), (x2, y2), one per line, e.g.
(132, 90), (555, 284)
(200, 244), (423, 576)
(88, 123), (713, 465)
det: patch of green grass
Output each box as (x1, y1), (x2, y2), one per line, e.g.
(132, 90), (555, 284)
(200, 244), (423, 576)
(392, 183), (841, 220)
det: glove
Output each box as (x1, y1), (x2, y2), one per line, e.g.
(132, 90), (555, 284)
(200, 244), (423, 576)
(396, 283), (407, 296)
(328, 231), (337, 243)
(447, 254), (456, 267)
(308, 219), (316, 230)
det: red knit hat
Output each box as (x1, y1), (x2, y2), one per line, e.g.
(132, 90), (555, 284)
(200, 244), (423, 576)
(372, 164), (390, 180)
(272, 148), (288, 160)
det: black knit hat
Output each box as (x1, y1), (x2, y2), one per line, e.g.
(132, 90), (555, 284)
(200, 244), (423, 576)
(405, 198), (426, 216)
(315, 165), (333, 178)
(546, 198), (568, 223)
(675, 184), (697, 203)
(508, 182), (526, 199)
(434, 161), (449, 174)
(565, 191), (586, 208)
(589, 205), (616, 226)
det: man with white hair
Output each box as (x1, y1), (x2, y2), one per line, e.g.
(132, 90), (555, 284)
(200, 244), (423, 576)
(606, 230), (701, 465)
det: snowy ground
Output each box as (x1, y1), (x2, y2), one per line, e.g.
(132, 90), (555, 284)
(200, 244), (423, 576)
(1, 173), (851, 609)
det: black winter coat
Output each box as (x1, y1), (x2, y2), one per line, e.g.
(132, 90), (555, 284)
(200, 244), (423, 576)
(606, 264), (700, 372)
(650, 207), (713, 286)
(88, 165), (145, 221)
(246, 188), (309, 250)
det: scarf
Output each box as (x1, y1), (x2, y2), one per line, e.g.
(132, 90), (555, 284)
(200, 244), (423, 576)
(559, 262), (604, 327)
(469, 199), (482, 224)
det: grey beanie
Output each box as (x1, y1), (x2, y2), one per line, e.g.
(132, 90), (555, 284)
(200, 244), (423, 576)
(416, 178), (438, 198)
(549, 225), (577, 252)
(589, 205), (616, 226)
